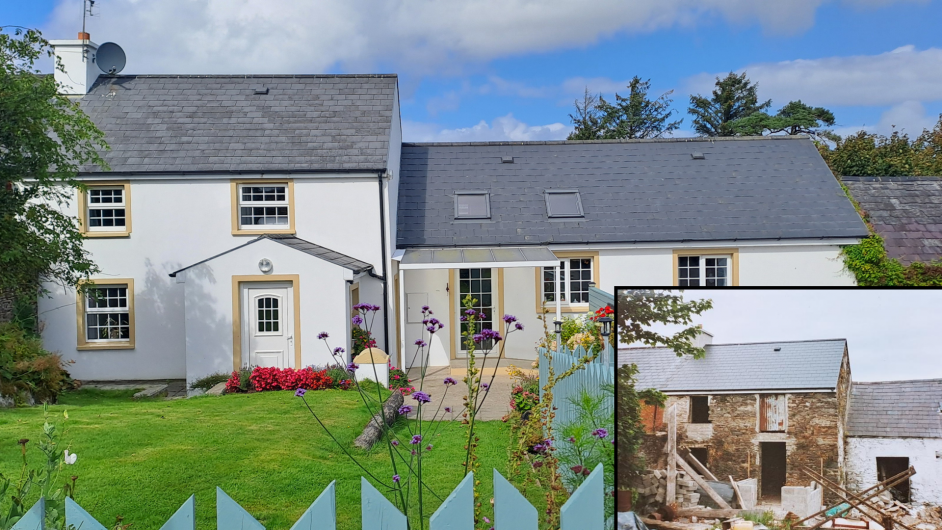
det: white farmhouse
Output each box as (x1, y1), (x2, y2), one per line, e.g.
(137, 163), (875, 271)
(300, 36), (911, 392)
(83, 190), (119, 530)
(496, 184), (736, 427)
(40, 36), (401, 385)
(846, 379), (942, 507)
(37, 34), (870, 384)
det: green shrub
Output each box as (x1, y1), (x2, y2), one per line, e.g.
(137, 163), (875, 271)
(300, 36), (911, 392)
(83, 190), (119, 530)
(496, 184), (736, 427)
(0, 322), (73, 404)
(189, 372), (230, 391)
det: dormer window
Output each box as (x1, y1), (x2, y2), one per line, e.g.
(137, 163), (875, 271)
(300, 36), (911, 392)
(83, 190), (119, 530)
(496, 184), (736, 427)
(454, 191), (490, 219)
(545, 190), (583, 218)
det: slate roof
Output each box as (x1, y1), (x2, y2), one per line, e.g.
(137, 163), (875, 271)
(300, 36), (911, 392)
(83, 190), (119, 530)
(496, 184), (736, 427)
(169, 234), (373, 277)
(842, 177), (942, 265)
(76, 74), (397, 174)
(616, 339), (847, 393)
(847, 379), (942, 438)
(397, 137), (869, 248)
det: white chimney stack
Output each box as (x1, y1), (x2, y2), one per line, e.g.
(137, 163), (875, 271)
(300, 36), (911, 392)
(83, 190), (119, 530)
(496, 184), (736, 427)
(48, 32), (100, 96)
(693, 326), (713, 349)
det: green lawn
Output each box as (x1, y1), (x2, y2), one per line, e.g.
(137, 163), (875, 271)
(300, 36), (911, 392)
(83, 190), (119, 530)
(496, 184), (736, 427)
(0, 388), (518, 529)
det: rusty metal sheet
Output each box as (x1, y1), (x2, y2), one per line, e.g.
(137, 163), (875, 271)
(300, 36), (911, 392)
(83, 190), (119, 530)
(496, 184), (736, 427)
(760, 394), (787, 432)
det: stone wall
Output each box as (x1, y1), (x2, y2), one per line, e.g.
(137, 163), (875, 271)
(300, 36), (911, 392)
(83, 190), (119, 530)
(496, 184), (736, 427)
(641, 392), (843, 502)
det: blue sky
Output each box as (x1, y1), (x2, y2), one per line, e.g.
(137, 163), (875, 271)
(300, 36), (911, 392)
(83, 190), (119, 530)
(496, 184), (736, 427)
(4, 0), (942, 141)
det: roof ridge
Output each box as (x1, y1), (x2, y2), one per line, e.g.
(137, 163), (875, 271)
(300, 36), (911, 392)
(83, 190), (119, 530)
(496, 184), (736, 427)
(618, 338), (847, 350)
(402, 136), (811, 147)
(841, 176), (942, 181)
(97, 73), (398, 79)
(852, 378), (942, 385)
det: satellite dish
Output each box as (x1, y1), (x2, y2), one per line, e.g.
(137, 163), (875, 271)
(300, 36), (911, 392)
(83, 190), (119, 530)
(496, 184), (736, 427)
(96, 42), (126, 74)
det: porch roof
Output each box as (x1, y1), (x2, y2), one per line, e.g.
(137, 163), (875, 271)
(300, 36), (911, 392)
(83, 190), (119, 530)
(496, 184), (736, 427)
(396, 246), (558, 270)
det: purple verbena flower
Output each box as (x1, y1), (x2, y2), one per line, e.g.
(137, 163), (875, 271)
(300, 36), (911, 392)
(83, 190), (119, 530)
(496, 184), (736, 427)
(444, 377), (457, 385)
(333, 347), (345, 355)
(515, 322), (524, 331)
(426, 444), (433, 451)
(347, 362), (359, 372)
(393, 474), (400, 483)
(465, 309), (476, 316)
(481, 382), (489, 390)
(415, 339), (427, 347)
(592, 428), (608, 439)
(460, 315), (468, 322)
(422, 305), (430, 312)
(427, 325), (438, 334)
(472, 333), (484, 343)
(295, 388), (307, 397)
(398, 405), (413, 415)
(410, 434), (422, 445)
(502, 314), (517, 323)
(391, 439), (400, 446)
(568, 436), (576, 443)
(317, 332), (329, 340)
(352, 315), (364, 326)
(412, 391), (431, 404)
(444, 406), (452, 413)
(481, 328), (503, 342)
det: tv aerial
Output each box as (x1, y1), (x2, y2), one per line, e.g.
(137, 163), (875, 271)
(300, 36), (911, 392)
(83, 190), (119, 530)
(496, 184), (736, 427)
(96, 42), (126, 74)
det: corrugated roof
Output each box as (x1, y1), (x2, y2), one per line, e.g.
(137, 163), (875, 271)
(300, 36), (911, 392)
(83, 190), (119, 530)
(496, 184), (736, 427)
(396, 137), (869, 248)
(842, 177), (942, 265)
(77, 74), (397, 173)
(617, 339), (847, 393)
(169, 234), (373, 277)
(847, 379), (942, 438)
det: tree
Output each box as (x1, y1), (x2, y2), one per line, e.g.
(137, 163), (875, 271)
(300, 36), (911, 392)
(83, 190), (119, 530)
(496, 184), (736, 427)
(615, 290), (713, 491)
(0, 28), (107, 308)
(688, 71), (771, 137)
(568, 88), (605, 140)
(568, 77), (682, 140)
(817, 115), (942, 177)
(731, 100), (836, 138)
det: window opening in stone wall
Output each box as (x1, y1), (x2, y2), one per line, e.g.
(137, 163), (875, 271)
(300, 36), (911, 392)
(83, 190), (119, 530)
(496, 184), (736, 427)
(690, 395), (711, 424)
(759, 394), (787, 432)
(689, 447), (709, 467)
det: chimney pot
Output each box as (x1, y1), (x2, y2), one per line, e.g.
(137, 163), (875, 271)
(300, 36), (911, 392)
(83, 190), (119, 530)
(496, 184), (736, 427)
(78, 32), (90, 41)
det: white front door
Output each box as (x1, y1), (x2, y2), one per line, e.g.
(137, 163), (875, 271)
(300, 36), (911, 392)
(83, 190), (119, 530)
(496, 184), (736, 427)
(243, 283), (294, 368)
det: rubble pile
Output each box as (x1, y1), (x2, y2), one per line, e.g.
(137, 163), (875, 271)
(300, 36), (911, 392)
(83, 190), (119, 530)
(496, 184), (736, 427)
(635, 470), (702, 511)
(915, 505), (942, 530)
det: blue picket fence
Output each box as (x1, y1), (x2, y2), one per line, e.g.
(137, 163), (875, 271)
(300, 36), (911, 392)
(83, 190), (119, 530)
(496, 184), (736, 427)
(9, 465), (603, 530)
(538, 345), (615, 434)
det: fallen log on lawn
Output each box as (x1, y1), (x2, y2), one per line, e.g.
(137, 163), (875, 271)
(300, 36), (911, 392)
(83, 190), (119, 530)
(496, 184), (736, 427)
(354, 390), (404, 450)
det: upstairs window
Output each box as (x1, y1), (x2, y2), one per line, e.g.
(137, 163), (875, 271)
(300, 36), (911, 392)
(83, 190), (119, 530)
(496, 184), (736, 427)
(80, 183), (131, 237)
(545, 190), (584, 218)
(231, 180), (295, 234)
(690, 396), (711, 424)
(454, 192), (490, 219)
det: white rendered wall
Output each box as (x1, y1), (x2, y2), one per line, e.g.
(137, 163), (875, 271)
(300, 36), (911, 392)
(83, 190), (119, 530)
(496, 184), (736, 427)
(846, 437), (942, 506)
(595, 243), (855, 290)
(179, 238), (358, 386)
(39, 174), (384, 381)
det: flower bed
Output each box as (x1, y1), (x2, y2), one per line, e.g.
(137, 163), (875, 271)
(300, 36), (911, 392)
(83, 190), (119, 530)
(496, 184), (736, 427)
(388, 364), (415, 395)
(224, 366), (350, 394)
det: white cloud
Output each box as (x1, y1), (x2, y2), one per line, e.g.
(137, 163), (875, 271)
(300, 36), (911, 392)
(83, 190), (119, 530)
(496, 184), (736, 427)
(684, 45), (942, 108)
(45, 0), (926, 76)
(403, 115), (570, 142)
(829, 100), (939, 138)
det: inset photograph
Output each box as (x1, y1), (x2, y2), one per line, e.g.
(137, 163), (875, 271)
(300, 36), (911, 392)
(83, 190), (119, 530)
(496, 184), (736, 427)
(616, 289), (942, 530)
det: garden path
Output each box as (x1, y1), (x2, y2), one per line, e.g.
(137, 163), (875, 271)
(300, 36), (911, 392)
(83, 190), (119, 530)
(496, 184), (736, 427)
(405, 366), (515, 421)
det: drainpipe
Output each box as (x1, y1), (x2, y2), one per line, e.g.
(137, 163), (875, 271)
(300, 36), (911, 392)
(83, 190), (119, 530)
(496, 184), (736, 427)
(377, 171), (390, 358)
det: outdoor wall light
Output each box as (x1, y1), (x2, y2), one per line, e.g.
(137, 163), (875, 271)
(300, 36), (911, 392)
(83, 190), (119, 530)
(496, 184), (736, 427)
(553, 320), (562, 335)
(598, 317), (613, 337)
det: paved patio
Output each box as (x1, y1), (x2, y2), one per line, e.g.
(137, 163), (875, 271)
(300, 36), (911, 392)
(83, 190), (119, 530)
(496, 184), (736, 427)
(405, 357), (534, 421)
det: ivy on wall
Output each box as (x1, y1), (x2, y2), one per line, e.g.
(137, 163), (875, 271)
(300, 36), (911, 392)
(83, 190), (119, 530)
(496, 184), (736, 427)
(839, 185), (942, 286)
